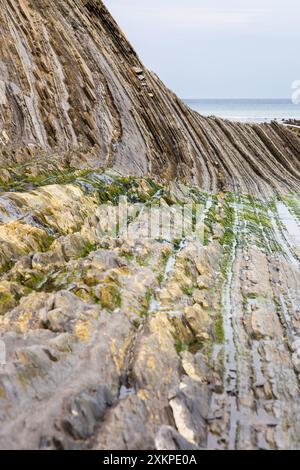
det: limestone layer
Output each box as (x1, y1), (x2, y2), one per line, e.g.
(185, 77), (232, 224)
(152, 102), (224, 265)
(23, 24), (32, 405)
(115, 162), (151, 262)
(1, 0), (300, 451)
(0, 0), (299, 195)
(0, 175), (300, 450)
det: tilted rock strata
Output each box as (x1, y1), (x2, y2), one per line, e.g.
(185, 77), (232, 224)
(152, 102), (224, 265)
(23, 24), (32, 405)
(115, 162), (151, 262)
(0, 0), (299, 195)
(0, 0), (300, 451)
(0, 175), (300, 449)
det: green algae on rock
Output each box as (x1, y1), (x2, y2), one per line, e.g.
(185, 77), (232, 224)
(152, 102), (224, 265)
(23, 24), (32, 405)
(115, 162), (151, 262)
(0, 0), (300, 452)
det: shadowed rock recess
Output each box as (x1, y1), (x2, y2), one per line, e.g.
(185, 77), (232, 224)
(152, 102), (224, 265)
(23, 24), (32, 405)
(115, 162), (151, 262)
(0, 0), (300, 450)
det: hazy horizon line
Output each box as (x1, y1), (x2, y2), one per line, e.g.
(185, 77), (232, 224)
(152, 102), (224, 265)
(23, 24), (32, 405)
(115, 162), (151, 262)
(183, 97), (293, 101)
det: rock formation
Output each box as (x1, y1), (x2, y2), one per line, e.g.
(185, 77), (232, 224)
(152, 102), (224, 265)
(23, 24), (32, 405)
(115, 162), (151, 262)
(0, 0), (300, 195)
(0, 0), (300, 450)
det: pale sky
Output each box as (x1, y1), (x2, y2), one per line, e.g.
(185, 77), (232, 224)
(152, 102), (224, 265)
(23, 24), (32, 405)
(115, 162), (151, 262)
(103, 0), (300, 99)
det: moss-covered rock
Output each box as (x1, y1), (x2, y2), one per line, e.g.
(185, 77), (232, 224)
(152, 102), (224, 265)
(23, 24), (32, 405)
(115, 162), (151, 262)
(95, 284), (122, 311)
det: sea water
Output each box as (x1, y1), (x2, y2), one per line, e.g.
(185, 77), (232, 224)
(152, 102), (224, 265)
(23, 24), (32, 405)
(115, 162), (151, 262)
(184, 98), (300, 124)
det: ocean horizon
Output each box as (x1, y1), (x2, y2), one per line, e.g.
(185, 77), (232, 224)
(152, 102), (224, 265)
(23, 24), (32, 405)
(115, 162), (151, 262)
(184, 98), (300, 123)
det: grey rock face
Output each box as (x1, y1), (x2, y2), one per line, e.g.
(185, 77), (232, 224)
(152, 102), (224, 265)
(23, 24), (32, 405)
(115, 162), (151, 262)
(0, 0), (300, 452)
(0, 0), (299, 194)
(155, 426), (199, 451)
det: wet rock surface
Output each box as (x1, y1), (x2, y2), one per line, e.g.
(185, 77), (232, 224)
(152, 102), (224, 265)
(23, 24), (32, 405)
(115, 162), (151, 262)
(0, 175), (299, 449)
(0, 0), (300, 451)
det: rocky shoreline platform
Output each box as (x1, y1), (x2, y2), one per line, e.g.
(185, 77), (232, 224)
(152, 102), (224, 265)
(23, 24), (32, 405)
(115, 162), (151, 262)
(0, 0), (300, 450)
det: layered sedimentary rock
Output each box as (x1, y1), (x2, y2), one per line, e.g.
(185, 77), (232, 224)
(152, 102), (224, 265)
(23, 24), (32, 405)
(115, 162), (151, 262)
(0, 0), (299, 195)
(0, 174), (300, 450)
(0, 0), (300, 451)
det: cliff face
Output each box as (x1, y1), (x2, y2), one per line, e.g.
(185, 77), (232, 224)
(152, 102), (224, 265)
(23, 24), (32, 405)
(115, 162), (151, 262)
(0, 0), (300, 195)
(1, 0), (300, 451)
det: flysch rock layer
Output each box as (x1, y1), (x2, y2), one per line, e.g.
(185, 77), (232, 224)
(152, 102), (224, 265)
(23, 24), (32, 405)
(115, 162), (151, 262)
(0, 0), (300, 451)
(0, 0), (300, 195)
